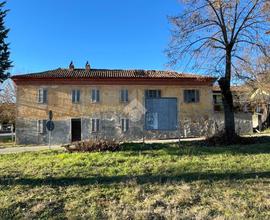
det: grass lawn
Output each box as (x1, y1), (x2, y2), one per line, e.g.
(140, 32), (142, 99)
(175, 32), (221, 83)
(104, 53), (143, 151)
(0, 142), (269, 219)
(0, 137), (32, 149)
(0, 136), (17, 148)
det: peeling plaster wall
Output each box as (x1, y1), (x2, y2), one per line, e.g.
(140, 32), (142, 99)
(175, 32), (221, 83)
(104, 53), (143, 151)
(16, 84), (216, 144)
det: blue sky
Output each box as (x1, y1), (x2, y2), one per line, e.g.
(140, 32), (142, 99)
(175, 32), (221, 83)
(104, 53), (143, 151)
(6, 0), (182, 75)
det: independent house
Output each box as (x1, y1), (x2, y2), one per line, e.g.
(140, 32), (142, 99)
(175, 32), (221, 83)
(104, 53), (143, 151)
(12, 63), (217, 145)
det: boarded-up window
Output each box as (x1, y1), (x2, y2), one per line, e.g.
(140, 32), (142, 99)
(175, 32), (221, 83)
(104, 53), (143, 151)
(72, 89), (80, 103)
(184, 90), (200, 103)
(145, 90), (161, 99)
(121, 118), (129, 132)
(91, 118), (100, 133)
(38, 88), (48, 104)
(92, 89), (100, 103)
(37, 120), (47, 134)
(120, 89), (129, 103)
(145, 98), (177, 131)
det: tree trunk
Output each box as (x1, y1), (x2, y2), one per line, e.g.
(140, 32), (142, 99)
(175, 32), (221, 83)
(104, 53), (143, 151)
(218, 48), (236, 143)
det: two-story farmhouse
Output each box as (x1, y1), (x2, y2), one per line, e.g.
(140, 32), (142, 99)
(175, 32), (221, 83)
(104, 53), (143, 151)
(12, 63), (216, 145)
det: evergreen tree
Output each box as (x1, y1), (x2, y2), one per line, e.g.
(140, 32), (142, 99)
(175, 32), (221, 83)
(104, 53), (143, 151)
(0, 1), (12, 84)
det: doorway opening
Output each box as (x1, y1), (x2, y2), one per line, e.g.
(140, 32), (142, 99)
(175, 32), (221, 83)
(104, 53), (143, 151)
(71, 118), (81, 142)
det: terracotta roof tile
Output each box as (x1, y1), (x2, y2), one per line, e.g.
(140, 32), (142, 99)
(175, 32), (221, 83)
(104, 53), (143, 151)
(12, 68), (215, 80)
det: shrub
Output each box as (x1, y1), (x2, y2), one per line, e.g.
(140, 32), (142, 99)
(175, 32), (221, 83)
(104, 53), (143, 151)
(62, 140), (121, 153)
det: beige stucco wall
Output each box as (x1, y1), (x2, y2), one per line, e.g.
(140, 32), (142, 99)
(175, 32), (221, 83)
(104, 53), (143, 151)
(17, 85), (213, 120)
(16, 84), (214, 121)
(15, 84), (216, 144)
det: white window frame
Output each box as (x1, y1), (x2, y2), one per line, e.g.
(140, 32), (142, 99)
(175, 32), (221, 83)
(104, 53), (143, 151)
(37, 120), (47, 134)
(38, 88), (48, 104)
(91, 89), (100, 103)
(91, 118), (100, 133)
(120, 89), (129, 103)
(72, 89), (80, 104)
(121, 118), (129, 133)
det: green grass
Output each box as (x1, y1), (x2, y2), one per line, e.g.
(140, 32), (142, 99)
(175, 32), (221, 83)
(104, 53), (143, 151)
(0, 138), (31, 148)
(0, 142), (270, 219)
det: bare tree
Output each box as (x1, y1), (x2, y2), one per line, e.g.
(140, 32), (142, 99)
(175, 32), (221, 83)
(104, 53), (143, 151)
(167, 0), (270, 143)
(0, 80), (15, 124)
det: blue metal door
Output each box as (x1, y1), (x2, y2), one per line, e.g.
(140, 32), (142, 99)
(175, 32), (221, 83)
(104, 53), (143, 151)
(145, 98), (178, 130)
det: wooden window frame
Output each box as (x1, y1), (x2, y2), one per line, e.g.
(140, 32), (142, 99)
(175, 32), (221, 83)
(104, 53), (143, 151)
(184, 89), (200, 103)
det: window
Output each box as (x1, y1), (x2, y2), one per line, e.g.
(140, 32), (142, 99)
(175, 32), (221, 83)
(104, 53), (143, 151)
(120, 89), (129, 103)
(184, 90), (200, 103)
(256, 106), (262, 113)
(145, 90), (161, 99)
(91, 118), (100, 133)
(72, 89), (80, 103)
(213, 95), (218, 104)
(37, 120), (47, 134)
(38, 88), (48, 104)
(91, 89), (100, 103)
(121, 118), (129, 132)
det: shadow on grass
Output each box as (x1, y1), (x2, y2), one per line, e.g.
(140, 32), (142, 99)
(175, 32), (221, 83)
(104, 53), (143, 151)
(120, 139), (270, 156)
(1, 171), (269, 187)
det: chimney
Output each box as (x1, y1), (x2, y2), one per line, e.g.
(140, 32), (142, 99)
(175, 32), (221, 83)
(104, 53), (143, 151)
(86, 61), (90, 71)
(69, 61), (74, 70)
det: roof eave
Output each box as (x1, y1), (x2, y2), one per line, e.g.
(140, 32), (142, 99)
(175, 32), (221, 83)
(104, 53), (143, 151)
(12, 77), (216, 86)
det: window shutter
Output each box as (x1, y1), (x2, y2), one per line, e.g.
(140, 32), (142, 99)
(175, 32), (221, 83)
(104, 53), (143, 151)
(125, 90), (128, 102)
(43, 120), (47, 133)
(120, 90), (124, 102)
(72, 90), (75, 103)
(92, 89), (100, 102)
(184, 90), (188, 103)
(195, 90), (200, 102)
(38, 120), (41, 133)
(120, 90), (128, 102)
(92, 119), (95, 132)
(91, 90), (95, 102)
(38, 89), (43, 103)
(96, 90), (100, 102)
(91, 119), (100, 132)
(96, 119), (100, 132)
(121, 119), (129, 132)
(43, 89), (48, 103)
(126, 119), (129, 131)
(77, 90), (80, 103)
(121, 119), (124, 132)
(38, 120), (47, 134)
